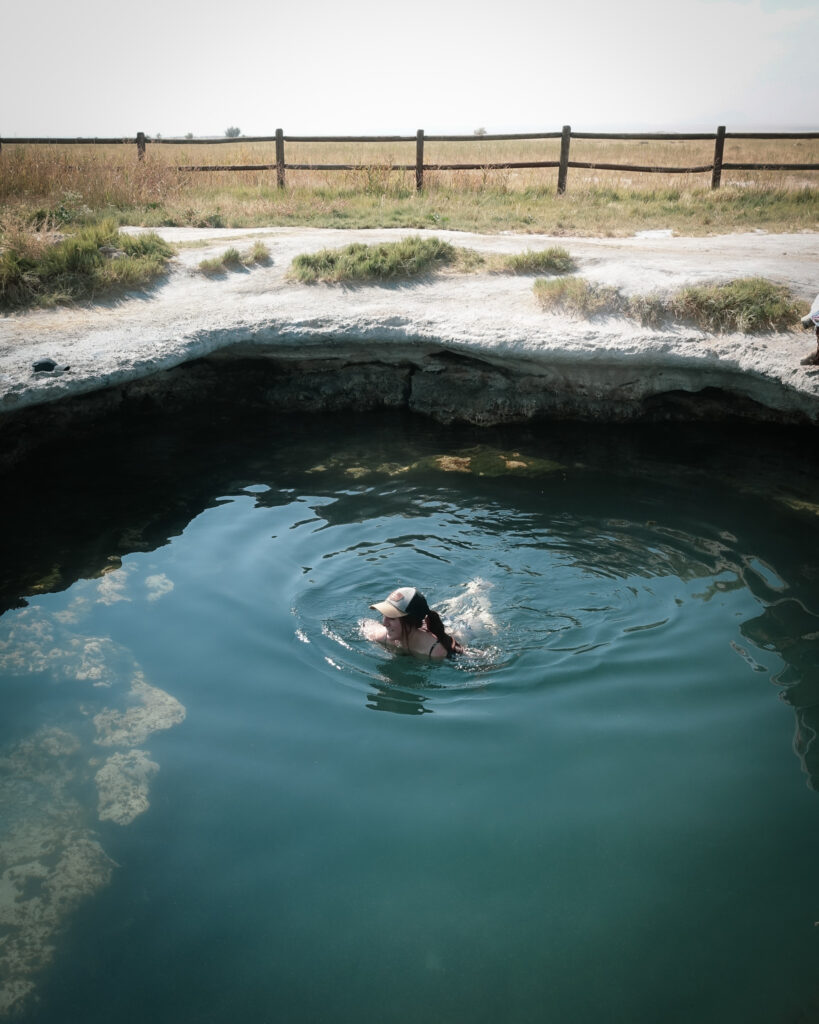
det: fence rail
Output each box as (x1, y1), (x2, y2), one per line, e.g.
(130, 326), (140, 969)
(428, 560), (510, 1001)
(2, 126), (817, 192)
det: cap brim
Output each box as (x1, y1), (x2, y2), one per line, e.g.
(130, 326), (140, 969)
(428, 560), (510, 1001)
(370, 601), (406, 618)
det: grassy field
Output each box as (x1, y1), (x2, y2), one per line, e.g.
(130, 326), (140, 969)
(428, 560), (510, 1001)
(0, 136), (817, 237)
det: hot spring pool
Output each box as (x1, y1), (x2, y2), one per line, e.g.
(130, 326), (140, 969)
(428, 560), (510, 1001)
(1, 410), (818, 1023)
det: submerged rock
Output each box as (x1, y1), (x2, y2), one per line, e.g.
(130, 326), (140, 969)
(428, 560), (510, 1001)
(0, 580), (186, 1015)
(95, 749), (159, 825)
(94, 673), (186, 747)
(420, 446), (565, 477)
(0, 728), (116, 1017)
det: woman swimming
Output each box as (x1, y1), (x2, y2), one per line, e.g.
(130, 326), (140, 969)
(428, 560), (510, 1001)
(364, 586), (462, 659)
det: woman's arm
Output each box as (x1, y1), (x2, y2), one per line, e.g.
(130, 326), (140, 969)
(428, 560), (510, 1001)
(361, 618), (388, 644)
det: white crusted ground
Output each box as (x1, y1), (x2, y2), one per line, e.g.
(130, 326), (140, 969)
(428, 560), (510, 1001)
(0, 226), (817, 418)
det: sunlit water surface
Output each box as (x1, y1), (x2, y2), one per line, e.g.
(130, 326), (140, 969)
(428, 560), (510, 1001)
(1, 412), (818, 1023)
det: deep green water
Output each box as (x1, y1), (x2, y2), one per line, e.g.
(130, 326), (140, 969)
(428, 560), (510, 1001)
(1, 411), (818, 1023)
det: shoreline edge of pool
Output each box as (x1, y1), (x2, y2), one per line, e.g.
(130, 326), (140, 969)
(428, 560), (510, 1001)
(1, 226), (818, 467)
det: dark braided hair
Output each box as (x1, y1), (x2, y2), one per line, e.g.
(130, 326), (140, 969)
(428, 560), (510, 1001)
(399, 591), (461, 657)
(424, 608), (462, 657)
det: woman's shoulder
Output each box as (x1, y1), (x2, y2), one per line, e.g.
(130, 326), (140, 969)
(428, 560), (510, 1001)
(428, 639), (449, 659)
(418, 628), (461, 659)
(406, 627), (439, 658)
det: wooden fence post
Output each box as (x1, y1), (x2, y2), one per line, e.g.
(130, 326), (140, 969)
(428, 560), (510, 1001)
(416, 130), (424, 191)
(275, 129), (285, 189)
(136, 132), (146, 161)
(557, 125), (571, 194)
(711, 125), (726, 189)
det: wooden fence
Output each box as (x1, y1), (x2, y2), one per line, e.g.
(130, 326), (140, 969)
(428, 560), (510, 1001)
(2, 126), (818, 192)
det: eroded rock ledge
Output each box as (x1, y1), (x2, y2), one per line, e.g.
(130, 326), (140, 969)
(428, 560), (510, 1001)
(2, 340), (814, 470)
(1, 227), (817, 467)
(199, 341), (818, 425)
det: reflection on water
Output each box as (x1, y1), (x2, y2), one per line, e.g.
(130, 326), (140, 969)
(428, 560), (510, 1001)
(742, 597), (819, 791)
(366, 680), (433, 716)
(1, 409), (819, 1022)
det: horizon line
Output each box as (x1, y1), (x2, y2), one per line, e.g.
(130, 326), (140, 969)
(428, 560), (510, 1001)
(3, 122), (818, 139)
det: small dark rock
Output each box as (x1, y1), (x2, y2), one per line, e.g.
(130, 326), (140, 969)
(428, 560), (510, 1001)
(33, 359), (70, 374)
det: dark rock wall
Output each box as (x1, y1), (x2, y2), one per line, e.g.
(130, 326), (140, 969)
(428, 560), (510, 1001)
(1, 348), (812, 471)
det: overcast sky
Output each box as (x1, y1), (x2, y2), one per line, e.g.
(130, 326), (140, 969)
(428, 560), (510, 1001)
(2, 0), (815, 137)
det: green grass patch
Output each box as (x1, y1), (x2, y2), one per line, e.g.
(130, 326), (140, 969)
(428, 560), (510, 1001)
(197, 240), (271, 274)
(290, 236), (457, 283)
(0, 218), (174, 311)
(666, 278), (806, 333)
(290, 237), (577, 284)
(534, 275), (808, 333)
(498, 246), (575, 274)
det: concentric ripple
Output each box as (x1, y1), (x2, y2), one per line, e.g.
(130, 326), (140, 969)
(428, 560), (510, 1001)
(3, 415), (819, 1024)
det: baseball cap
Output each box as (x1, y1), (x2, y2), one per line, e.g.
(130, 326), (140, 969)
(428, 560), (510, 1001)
(370, 586), (429, 619)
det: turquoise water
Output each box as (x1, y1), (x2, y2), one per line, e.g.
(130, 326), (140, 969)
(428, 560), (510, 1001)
(1, 412), (819, 1023)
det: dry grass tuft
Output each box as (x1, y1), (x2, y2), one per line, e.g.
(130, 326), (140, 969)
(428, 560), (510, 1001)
(495, 247), (576, 274)
(197, 240), (271, 274)
(534, 276), (808, 332)
(534, 277), (623, 317)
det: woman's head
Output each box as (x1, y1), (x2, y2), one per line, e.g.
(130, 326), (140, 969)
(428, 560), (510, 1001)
(371, 586), (430, 648)
(370, 587), (430, 626)
(369, 586), (459, 657)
